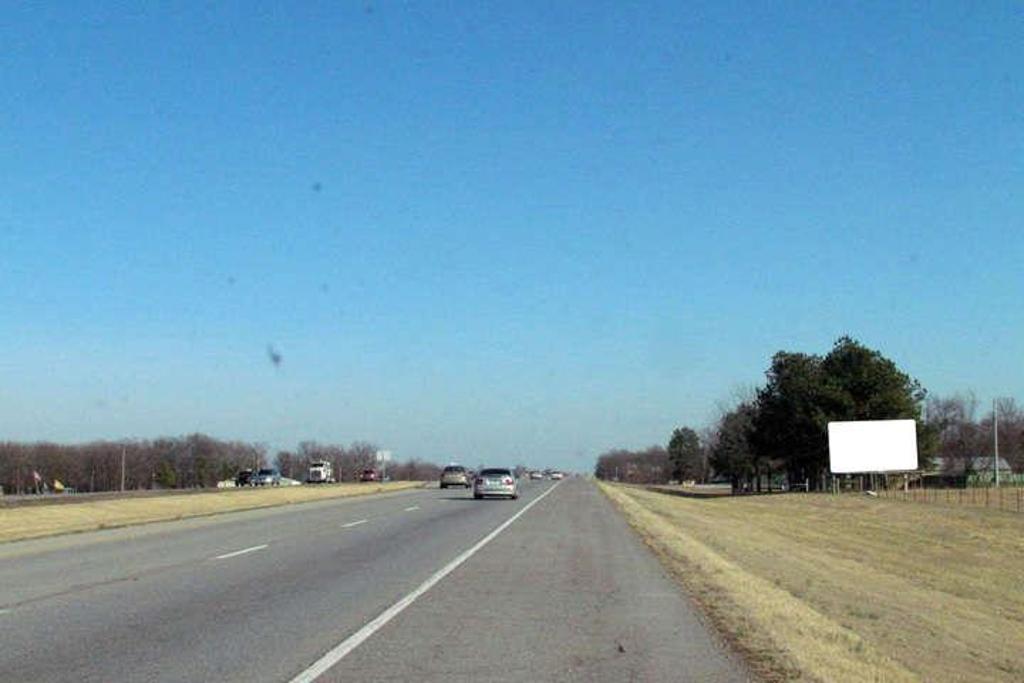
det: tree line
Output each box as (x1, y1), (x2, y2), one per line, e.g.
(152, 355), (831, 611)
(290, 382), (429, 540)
(595, 336), (1023, 491)
(0, 434), (443, 495)
(273, 441), (442, 483)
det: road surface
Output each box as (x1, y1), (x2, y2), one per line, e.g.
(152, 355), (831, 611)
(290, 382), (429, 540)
(0, 478), (748, 682)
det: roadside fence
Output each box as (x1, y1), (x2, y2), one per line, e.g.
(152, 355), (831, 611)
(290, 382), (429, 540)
(876, 486), (1024, 513)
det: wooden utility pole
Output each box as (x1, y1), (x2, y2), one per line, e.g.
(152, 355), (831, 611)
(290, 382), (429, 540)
(993, 399), (1000, 488)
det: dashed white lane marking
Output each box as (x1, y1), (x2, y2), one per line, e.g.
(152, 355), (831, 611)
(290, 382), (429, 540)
(341, 519), (368, 528)
(214, 544), (268, 560)
(288, 480), (562, 683)
(403, 506), (420, 512)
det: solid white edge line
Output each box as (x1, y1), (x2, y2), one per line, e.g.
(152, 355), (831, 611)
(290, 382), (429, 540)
(214, 544), (268, 560)
(288, 481), (562, 683)
(341, 519), (368, 528)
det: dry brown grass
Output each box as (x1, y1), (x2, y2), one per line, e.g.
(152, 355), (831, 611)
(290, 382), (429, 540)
(600, 483), (1024, 683)
(0, 482), (423, 543)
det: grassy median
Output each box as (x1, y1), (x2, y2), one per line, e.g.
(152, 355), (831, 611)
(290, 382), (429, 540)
(600, 483), (1024, 683)
(0, 482), (424, 543)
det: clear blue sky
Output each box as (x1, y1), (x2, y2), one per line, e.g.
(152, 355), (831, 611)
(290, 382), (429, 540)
(2, 1), (1021, 471)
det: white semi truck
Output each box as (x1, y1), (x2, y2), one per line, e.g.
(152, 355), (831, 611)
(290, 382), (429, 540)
(306, 460), (335, 484)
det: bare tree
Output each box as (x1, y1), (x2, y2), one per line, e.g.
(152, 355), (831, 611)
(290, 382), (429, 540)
(927, 392), (984, 474)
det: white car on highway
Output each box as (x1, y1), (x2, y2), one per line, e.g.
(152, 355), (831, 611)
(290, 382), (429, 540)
(473, 468), (518, 500)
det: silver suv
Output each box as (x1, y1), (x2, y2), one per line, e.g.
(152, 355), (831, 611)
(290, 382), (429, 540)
(440, 465), (470, 489)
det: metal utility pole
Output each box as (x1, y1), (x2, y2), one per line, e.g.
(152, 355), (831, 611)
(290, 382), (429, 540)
(120, 445), (126, 492)
(993, 399), (999, 488)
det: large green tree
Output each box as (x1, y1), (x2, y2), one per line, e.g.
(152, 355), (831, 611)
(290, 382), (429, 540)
(821, 336), (925, 421)
(752, 337), (927, 488)
(751, 351), (836, 487)
(710, 402), (758, 490)
(667, 427), (702, 482)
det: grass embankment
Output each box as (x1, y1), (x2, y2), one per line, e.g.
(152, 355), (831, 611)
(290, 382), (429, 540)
(600, 483), (1024, 683)
(0, 482), (423, 543)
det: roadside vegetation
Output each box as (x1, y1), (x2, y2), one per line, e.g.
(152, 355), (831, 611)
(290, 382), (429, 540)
(594, 337), (1023, 494)
(594, 337), (1023, 680)
(0, 481), (423, 543)
(0, 435), (441, 495)
(602, 483), (1024, 683)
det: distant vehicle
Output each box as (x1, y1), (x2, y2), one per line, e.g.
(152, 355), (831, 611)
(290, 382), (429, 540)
(440, 465), (470, 489)
(473, 468), (518, 500)
(549, 471), (564, 480)
(235, 469), (255, 487)
(359, 468), (379, 483)
(529, 471), (544, 480)
(306, 460), (335, 484)
(253, 468), (281, 486)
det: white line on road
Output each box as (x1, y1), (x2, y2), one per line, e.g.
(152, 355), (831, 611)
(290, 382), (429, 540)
(403, 505), (420, 512)
(341, 519), (368, 528)
(288, 480), (562, 683)
(214, 544), (268, 560)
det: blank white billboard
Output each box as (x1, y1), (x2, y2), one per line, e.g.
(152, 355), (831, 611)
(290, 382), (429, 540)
(827, 419), (918, 473)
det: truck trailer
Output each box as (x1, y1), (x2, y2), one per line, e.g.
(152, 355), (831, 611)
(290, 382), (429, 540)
(306, 460), (335, 484)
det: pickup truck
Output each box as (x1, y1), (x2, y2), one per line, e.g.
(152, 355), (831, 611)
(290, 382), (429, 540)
(235, 469), (255, 487)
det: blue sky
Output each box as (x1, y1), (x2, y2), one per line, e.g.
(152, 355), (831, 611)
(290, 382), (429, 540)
(2, 1), (1021, 470)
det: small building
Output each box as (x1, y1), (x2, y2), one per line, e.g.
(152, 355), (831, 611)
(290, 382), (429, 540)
(920, 455), (1014, 486)
(927, 456), (1012, 476)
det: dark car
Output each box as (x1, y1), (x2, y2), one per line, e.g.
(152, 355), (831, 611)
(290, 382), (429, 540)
(235, 469), (254, 487)
(359, 468), (379, 483)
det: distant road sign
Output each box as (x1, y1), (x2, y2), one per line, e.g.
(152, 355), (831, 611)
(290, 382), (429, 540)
(827, 419), (918, 473)
(375, 450), (392, 463)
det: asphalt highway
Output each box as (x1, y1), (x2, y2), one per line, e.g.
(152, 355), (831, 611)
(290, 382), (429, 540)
(0, 478), (748, 682)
